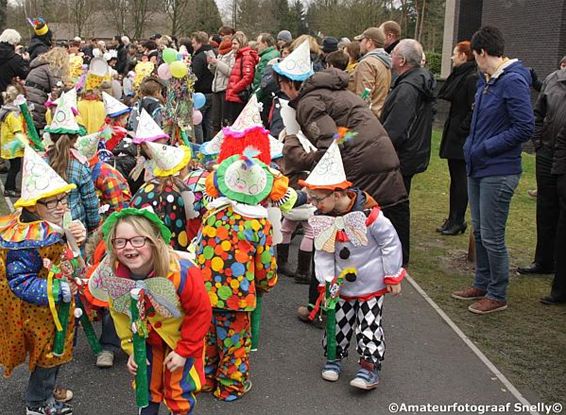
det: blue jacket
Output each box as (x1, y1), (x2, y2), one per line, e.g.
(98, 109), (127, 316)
(464, 59), (534, 178)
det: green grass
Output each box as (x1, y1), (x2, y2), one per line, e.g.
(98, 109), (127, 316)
(411, 131), (566, 403)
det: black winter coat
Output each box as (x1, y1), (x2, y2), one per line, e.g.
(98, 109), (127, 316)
(533, 69), (566, 151)
(191, 45), (215, 94)
(28, 36), (51, 61)
(438, 60), (478, 160)
(381, 67), (436, 177)
(0, 43), (29, 98)
(25, 57), (62, 130)
(285, 68), (408, 209)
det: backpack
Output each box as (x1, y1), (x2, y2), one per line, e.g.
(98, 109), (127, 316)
(127, 96), (163, 131)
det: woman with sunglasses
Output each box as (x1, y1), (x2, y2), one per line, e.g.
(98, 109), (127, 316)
(0, 145), (87, 415)
(91, 207), (211, 415)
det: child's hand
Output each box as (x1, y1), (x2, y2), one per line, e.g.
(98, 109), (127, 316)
(387, 283), (402, 296)
(126, 354), (150, 376)
(164, 351), (187, 372)
(68, 220), (87, 245)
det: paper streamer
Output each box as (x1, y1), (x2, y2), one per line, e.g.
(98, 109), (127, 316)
(130, 288), (149, 408)
(52, 298), (70, 357)
(251, 293), (263, 351)
(76, 296), (103, 355)
(15, 96), (44, 151)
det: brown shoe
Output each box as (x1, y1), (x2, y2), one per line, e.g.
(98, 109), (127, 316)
(468, 298), (508, 314)
(53, 387), (73, 403)
(451, 287), (486, 300)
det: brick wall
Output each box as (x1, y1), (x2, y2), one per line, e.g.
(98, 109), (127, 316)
(456, 0), (483, 42)
(481, 0), (566, 80)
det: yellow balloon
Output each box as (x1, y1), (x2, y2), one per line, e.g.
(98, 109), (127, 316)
(170, 61), (188, 78)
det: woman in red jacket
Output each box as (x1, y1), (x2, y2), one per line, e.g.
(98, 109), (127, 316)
(224, 32), (259, 124)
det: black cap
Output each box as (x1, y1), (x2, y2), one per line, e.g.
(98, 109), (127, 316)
(322, 36), (338, 54)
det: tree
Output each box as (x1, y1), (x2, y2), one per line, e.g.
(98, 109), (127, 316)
(105, 0), (129, 35)
(70, 0), (97, 37)
(130, 0), (153, 39)
(166, 0), (191, 37)
(287, 0), (308, 36)
(189, 0), (223, 36)
(237, 0), (262, 37)
(273, 0), (291, 32)
(0, 0), (7, 31)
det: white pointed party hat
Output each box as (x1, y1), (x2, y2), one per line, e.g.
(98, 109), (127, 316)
(144, 141), (192, 177)
(102, 91), (131, 118)
(279, 98), (300, 135)
(75, 133), (101, 161)
(273, 40), (314, 81)
(201, 95), (263, 156)
(269, 135), (283, 160)
(132, 108), (169, 144)
(14, 145), (76, 208)
(299, 141), (351, 190)
(45, 90), (81, 134)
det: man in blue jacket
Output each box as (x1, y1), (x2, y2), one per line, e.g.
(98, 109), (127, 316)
(451, 26), (534, 314)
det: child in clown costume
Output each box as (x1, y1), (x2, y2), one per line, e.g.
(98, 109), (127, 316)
(130, 141), (196, 251)
(87, 208), (212, 415)
(301, 140), (405, 391)
(195, 125), (298, 401)
(44, 92), (100, 232)
(74, 132), (131, 217)
(99, 91), (130, 152)
(0, 145), (87, 415)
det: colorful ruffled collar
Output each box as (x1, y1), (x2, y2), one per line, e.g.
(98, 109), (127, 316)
(0, 211), (63, 249)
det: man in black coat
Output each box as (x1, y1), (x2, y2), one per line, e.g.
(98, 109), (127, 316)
(113, 36), (129, 76)
(28, 20), (53, 61)
(0, 29), (29, 105)
(191, 31), (215, 142)
(381, 38), (436, 194)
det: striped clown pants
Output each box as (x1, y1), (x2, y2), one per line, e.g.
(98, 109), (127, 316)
(204, 310), (251, 401)
(139, 339), (202, 415)
(323, 296), (385, 368)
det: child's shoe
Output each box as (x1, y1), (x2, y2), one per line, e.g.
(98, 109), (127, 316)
(321, 360), (342, 382)
(53, 387), (73, 403)
(350, 360), (380, 390)
(26, 399), (73, 415)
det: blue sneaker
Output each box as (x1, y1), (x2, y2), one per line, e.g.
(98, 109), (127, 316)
(321, 360), (342, 382)
(350, 361), (380, 390)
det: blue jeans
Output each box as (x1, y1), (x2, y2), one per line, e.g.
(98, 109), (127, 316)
(468, 174), (520, 301)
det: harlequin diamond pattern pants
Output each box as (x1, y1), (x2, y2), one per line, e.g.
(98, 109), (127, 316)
(204, 310), (251, 401)
(323, 296), (385, 368)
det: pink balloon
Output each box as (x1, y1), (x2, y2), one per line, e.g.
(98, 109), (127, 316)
(192, 110), (203, 125)
(157, 63), (171, 80)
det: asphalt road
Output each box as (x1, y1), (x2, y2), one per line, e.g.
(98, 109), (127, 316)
(0, 244), (538, 415)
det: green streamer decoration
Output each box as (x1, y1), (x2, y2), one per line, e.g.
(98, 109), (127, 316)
(15, 95), (44, 151)
(250, 293), (263, 351)
(130, 288), (149, 409)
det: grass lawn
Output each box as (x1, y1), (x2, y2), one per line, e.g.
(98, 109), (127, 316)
(410, 131), (566, 404)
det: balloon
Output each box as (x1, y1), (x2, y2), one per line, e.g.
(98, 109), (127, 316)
(170, 61), (188, 78)
(192, 110), (203, 125)
(157, 63), (171, 80)
(177, 53), (184, 61)
(193, 92), (206, 110)
(162, 48), (178, 64)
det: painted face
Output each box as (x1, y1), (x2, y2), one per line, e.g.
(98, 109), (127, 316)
(35, 194), (68, 225)
(307, 189), (337, 214)
(113, 222), (154, 276)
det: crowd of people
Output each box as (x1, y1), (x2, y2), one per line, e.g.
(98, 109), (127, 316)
(0, 15), (563, 415)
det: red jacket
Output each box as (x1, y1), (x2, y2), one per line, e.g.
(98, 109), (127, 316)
(225, 46), (259, 103)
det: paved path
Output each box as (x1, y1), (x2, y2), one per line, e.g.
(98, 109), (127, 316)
(0, 244), (540, 415)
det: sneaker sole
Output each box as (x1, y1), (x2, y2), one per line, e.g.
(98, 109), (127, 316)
(468, 304), (508, 314)
(451, 293), (485, 301)
(321, 371), (340, 382)
(350, 378), (379, 390)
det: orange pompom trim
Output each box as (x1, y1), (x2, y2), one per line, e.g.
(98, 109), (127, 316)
(269, 175), (289, 201)
(205, 172), (220, 198)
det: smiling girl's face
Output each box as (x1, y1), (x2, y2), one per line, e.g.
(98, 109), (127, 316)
(113, 221), (154, 276)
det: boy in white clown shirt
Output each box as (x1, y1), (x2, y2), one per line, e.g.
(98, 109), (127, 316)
(302, 138), (405, 391)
